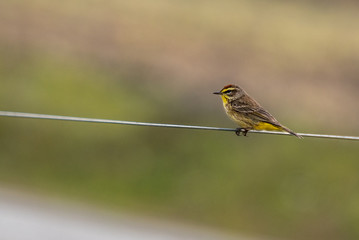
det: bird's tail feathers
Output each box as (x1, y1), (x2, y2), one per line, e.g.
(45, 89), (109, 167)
(281, 126), (303, 139)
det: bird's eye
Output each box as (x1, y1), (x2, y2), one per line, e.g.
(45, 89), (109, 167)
(223, 90), (232, 94)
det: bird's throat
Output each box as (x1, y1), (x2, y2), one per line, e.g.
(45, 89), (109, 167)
(221, 95), (229, 104)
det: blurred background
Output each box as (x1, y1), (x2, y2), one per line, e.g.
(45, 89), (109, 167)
(1, 0), (359, 239)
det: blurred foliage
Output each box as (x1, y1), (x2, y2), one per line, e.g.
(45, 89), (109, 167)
(1, 50), (359, 240)
(1, 1), (359, 240)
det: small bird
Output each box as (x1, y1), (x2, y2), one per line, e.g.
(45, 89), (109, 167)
(214, 84), (302, 138)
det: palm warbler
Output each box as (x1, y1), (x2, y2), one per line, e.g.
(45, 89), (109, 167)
(214, 84), (302, 138)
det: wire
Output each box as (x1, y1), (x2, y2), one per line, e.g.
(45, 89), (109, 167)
(0, 111), (358, 141)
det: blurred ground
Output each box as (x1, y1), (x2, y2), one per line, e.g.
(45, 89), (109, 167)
(0, 188), (244, 240)
(0, 1), (359, 240)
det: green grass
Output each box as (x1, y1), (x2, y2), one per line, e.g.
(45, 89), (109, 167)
(1, 51), (359, 240)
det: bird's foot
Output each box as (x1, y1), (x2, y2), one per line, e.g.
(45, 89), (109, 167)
(235, 128), (249, 136)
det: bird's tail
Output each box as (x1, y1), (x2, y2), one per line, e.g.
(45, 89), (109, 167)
(281, 126), (303, 139)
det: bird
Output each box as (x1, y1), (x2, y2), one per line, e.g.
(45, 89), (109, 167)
(213, 84), (302, 138)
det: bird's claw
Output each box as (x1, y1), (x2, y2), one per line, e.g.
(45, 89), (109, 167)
(235, 128), (248, 136)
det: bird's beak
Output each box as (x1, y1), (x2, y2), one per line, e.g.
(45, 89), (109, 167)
(213, 91), (222, 95)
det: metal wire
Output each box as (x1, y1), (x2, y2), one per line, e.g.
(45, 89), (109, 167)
(0, 111), (358, 141)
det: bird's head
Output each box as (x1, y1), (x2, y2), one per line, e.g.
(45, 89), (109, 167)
(213, 84), (244, 102)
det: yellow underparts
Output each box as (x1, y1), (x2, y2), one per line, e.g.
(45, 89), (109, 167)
(253, 122), (282, 131)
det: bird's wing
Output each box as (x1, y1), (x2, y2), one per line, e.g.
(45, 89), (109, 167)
(231, 100), (281, 126)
